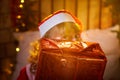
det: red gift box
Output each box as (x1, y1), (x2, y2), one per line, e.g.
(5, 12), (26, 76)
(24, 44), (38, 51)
(35, 10), (107, 80)
(35, 38), (107, 80)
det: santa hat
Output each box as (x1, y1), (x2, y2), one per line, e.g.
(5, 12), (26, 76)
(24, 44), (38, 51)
(38, 10), (82, 38)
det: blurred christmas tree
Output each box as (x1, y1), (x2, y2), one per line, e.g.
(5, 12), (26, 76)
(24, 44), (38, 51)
(104, 0), (120, 44)
(11, 0), (39, 32)
(23, 0), (39, 31)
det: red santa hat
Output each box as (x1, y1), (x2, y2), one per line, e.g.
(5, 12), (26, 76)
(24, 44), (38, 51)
(38, 10), (82, 38)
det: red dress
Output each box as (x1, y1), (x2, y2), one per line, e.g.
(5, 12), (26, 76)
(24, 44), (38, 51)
(17, 64), (35, 80)
(17, 67), (29, 80)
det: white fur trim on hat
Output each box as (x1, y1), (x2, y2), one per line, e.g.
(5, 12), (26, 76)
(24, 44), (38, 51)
(39, 11), (76, 38)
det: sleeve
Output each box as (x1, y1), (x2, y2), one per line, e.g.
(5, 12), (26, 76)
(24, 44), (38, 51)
(17, 67), (29, 80)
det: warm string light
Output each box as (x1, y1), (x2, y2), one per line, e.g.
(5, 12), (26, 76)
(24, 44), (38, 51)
(16, 47), (20, 52)
(15, 28), (19, 32)
(22, 23), (25, 27)
(4, 69), (12, 75)
(16, 15), (21, 19)
(14, 0), (26, 32)
(19, 4), (23, 8)
(21, 0), (24, 3)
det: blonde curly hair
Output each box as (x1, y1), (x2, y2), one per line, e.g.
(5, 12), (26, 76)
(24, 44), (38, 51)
(28, 40), (40, 64)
